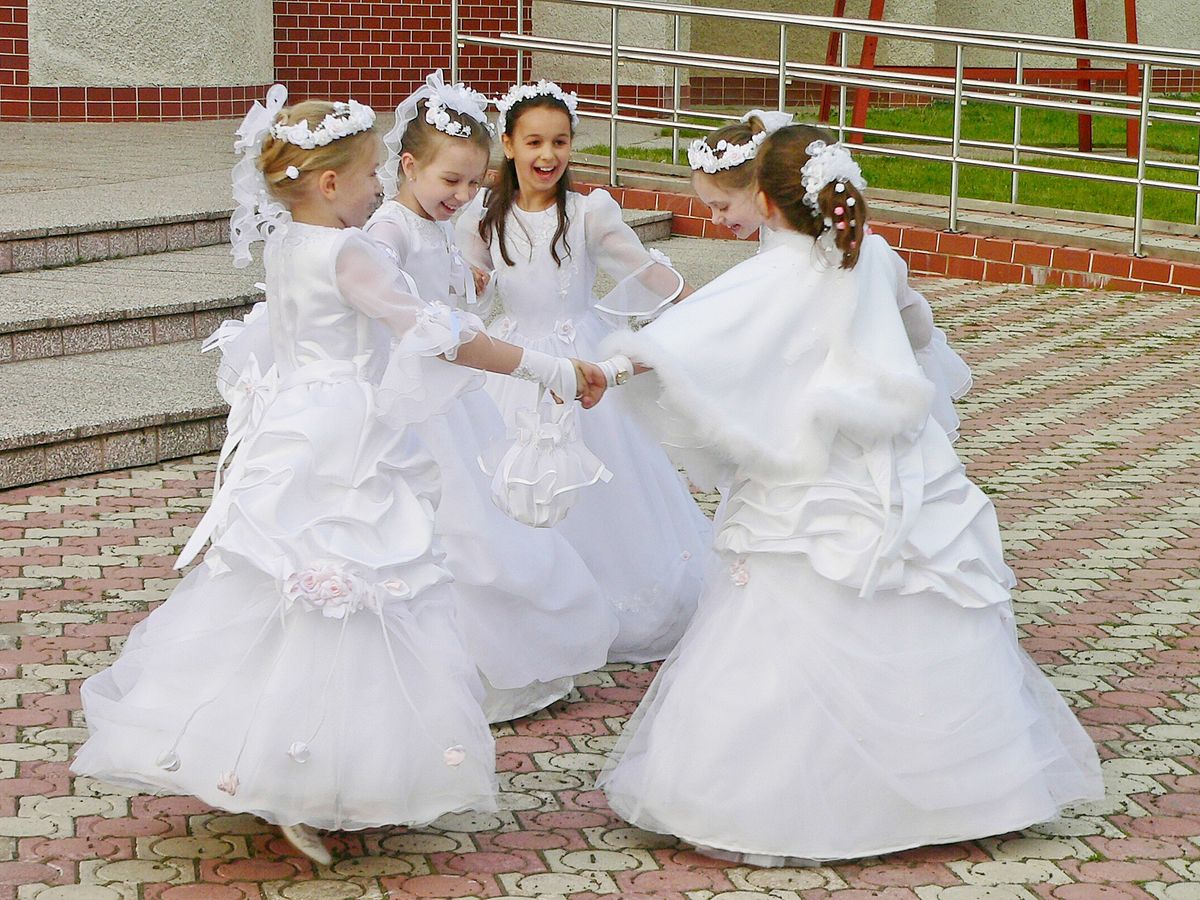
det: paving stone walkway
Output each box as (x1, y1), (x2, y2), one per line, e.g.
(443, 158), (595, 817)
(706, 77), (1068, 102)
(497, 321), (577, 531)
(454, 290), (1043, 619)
(2, 277), (1199, 899)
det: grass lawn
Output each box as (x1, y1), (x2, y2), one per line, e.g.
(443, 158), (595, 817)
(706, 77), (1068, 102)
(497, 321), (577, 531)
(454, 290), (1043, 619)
(581, 99), (1200, 224)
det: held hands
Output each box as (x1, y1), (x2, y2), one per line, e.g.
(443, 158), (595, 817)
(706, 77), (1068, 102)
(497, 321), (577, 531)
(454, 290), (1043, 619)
(572, 359), (608, 409)
(471, 266), (490, 296)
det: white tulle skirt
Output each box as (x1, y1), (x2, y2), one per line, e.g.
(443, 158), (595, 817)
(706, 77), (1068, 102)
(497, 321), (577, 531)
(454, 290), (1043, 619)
(599, 428), (1103, 864)
(486, 312), (712, 664)
(73, 371), (498, 829)
(205, 303), (616, 721)
(409, 388), (618, 717)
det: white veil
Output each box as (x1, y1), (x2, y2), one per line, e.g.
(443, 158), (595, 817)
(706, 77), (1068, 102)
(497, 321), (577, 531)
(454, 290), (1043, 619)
(229, 83), (292, 268)
(380, 70), (491, 197)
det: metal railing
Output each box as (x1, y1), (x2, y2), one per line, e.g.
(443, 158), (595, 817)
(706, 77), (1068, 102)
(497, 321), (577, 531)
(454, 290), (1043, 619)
(450, 0), (1200, 256)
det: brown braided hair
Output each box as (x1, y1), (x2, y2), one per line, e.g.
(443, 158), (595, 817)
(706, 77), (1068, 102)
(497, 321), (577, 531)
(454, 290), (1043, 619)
(757, 124), (867, 269)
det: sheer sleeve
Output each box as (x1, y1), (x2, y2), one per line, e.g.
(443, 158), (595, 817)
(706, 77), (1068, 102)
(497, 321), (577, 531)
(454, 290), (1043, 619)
(335, 230), (484, 359)
(452, 191), (497, 316)
(885, 243), (972, 440)
(362, 210), (415, 268)
(584, 189), (683, 319)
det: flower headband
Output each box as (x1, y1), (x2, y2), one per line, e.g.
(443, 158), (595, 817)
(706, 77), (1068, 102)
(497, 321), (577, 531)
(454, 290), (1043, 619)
(686, 108), (795, 174)
(800, 140), (866, 213)
(494, 80), (580, 131)
(380, 70), (494, 197)
(269, 99), (376, 150)
(420, 71), (493, 139)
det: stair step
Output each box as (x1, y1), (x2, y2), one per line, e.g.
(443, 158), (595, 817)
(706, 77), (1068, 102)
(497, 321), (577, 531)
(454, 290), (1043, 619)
(1, 164), (234, 272)
(0, 210), (682, 489)
(0, 342), (225, 489)
(0, 245), (261, 362)
(1, 191), (671, 273)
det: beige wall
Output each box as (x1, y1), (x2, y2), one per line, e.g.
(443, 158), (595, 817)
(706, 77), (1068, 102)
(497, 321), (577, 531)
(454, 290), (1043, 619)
(28, 0), (274, 86)
(531, 0), (690, 86)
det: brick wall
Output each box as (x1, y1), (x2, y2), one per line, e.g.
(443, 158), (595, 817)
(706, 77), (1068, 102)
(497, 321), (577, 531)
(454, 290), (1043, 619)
(0, 0), (28, 118)
(273, 0), (529, 109)
(581, 182), (1200, 296)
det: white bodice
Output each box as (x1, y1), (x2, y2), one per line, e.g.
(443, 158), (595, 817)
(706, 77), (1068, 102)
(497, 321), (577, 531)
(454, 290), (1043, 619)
(264, 224), (389, 376)
(364, 200), (475, 309)
(456, 189), (682, 343)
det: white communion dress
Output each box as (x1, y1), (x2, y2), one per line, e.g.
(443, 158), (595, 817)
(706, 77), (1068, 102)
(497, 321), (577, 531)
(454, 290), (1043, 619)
(596, 229), (1104, 865)
(360, 199), (618, 721)
(72, 224), (499, 830)
(456, 188), (712, 663)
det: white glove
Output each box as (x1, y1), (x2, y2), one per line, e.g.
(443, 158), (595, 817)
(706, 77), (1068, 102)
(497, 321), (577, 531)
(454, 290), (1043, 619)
(597, 355), (633, 387)
(514, 348), (579, 401)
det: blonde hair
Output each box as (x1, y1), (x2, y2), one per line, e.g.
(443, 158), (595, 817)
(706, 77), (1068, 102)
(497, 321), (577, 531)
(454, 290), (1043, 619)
(691, 115), (768, 191)
(258, 100), (378, 203)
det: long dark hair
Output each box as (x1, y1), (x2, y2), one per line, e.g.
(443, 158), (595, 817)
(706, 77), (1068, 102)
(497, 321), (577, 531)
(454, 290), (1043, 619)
(478, 94), (574, 267)
(757, 124), (868, 269)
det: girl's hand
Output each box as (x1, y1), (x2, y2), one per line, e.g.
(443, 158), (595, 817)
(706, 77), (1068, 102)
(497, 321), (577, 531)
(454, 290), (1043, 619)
(572, 359), (608, 409)
(471, 266), (490, 295)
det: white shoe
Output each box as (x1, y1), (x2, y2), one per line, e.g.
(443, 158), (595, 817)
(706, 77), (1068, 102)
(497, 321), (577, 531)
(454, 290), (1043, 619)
(280, 823), (332, 866)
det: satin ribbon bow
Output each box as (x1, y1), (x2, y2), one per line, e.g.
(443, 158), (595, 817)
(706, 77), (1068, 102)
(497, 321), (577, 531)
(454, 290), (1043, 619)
(514, 407), (568, 449)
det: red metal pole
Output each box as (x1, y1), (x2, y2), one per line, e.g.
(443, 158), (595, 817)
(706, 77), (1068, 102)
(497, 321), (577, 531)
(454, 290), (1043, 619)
(1125, 0), (1141, 158)
(818, 0), (848, 123)
(1072, 0), (1093, 153)
(849, 0), (886, 145)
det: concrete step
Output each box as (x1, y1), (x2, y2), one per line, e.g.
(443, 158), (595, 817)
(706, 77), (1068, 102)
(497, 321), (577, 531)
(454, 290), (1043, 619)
(0, 210), (667, 363)
(0, 203), (671, 273)
(0, 341), (225, 490)
(0, 213), (684, 489)
(0, 244), (261, 362)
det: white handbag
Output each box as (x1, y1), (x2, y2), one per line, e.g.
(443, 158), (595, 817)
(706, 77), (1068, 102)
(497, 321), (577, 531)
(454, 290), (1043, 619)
(480, 392), (612, 527)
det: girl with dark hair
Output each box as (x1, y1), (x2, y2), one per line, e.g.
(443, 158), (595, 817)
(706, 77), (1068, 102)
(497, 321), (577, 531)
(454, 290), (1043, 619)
(595, 126), (1103, 866)
(362, 72), (618, 725)
(456, 81), (712, 665)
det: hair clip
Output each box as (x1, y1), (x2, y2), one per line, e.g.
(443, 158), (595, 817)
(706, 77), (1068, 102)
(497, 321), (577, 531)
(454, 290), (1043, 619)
(285, 165), (300, 179)
(846, 196), (856, 207)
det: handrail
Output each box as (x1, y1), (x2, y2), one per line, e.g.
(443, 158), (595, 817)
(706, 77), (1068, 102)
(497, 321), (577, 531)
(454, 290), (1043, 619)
(450, 0), (1200, 254)
(559, 0), (1200, 67)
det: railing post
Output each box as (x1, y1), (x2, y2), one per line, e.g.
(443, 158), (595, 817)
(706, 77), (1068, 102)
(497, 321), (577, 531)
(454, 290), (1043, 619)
(450, 0), (459, 82)
(610, 6), (620, 186)
(949, 44), (964, 232)
(516, 0), (525, 83)
(777, 24), (788, 111)
(1011, 50), (1024, 205)
(1194, 137), (1200, 227)
(672, 14), (681, 166)
(1133, 63), (1152, 256)
(837, 31), (848, 142)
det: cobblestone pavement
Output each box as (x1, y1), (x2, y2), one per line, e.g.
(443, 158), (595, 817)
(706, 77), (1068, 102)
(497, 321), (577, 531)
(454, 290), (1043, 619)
(2, 278), (1200, 899)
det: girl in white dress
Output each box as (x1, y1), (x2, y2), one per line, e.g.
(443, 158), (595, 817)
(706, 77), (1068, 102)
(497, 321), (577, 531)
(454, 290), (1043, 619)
(72, 89), (606, 866)
(455, 81), (712, 664)
(595, 125), (1103, 865)
(360, 71), (618, 723)
(688, 111), (972, 441)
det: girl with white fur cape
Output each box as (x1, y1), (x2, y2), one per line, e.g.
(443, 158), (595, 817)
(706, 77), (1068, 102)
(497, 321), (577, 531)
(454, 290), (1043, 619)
(595, 128), (1103, 865)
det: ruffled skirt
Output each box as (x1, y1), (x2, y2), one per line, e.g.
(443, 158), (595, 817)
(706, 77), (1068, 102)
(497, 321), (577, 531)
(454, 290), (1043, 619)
(409, 388), (617, 716)
(599, 427), (1103, 864)
(486, 311), (712, 664)
(73, 372), (497, 829)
